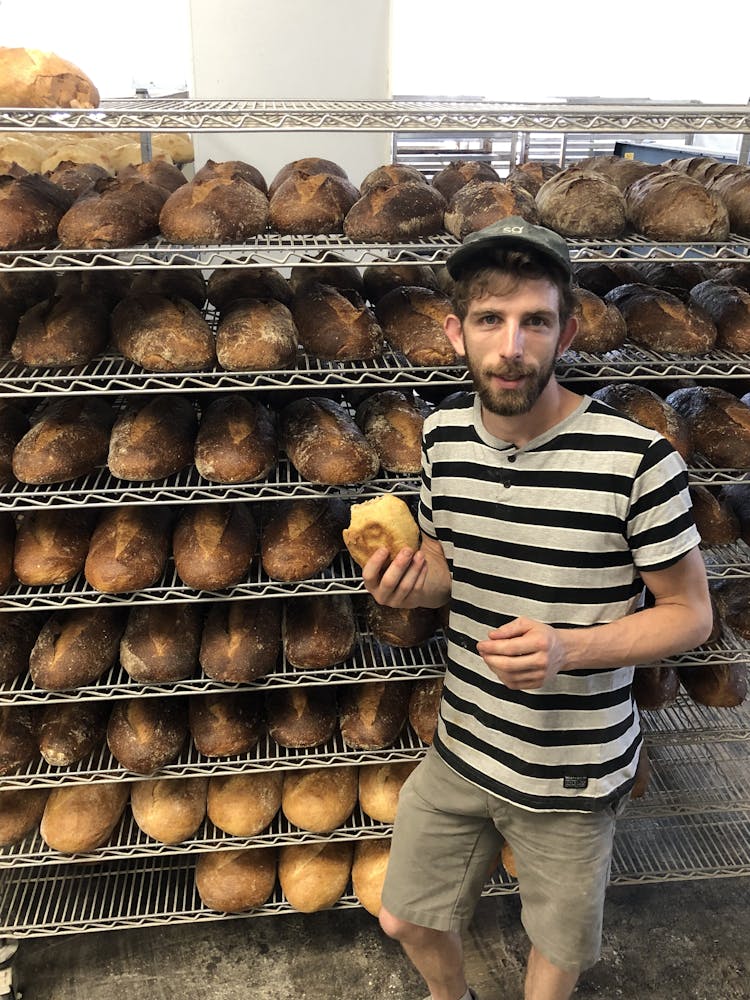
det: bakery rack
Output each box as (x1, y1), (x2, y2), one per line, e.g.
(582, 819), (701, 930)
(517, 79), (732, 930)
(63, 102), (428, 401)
(2, 99), (750, 947)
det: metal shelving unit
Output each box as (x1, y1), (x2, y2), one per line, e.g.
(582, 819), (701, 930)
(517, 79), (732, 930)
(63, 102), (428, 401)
(2, 98), (750, 941)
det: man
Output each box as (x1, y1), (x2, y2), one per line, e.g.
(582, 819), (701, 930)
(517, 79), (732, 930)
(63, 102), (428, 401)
(360, 217), (713, 1000)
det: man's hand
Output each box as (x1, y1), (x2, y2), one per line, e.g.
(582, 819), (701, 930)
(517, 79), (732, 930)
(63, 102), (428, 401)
(477, 617), (570, 689)
(361, 546), (429, 608)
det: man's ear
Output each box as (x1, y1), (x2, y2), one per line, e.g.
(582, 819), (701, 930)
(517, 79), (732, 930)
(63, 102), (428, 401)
(556, 314), (578, 358)
(444, 314), (466, 357)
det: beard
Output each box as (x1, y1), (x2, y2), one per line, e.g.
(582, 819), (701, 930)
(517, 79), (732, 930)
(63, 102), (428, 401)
(464, 349), (556, 416)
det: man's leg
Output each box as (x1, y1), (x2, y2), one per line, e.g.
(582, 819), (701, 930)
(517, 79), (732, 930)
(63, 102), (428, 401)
(379, 907), (469, 1000)
(524, 945), (579, 1000)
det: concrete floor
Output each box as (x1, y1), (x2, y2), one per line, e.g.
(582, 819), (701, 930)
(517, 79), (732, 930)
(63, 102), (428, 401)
(13, 878), (750, 1000)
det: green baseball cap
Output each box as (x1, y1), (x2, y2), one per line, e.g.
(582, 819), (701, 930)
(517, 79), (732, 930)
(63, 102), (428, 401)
(446, 216), (572, 280)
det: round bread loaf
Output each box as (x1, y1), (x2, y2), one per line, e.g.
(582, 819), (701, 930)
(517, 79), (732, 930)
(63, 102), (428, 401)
(408, 676), (444, 745)
(54, 269), (131, 309)
(338, 680), (410, 750)
(11, 291), (109, 367)
(352, 838), (390, 917)
(570, 288), (627, 353)
(58, 176), (168, 248)
(360, 163), (427, 195)
(632, 665), (680, 710)
(207, 771), (283, 836)
(40, 782), (130, 853)
(604, 284), (717, 355)
(665, 386), (750, 467)
(269, 172), (359, 235)
(708, 169), (750, 235)
(13, 508), (93, 585)
(536, 170), (627, 238)
(283, 594), (356, 669)
(0, 173), (74, 250)
(444, 180), (539, 240)
(0, 612), (43, 685)
(0, 787), (49, 847)
(366, 599), (439, 648)
(189, 692), (263, 757)
(46, 160), (110, 199)
(288, 257), (364, 297)
(573, 261), (645, 297)
(362, 263), (439, 303)
(678, 662), (748, 708)
(194, 396), (277, 486)
(159, 173), (269, 243)
(119, 604), (203, 683)
(12, 397), (115, 485)
(574, 155), (663, 192)
(355, 390), (426, 474)
(291, 283), (383, 361)
(0, 512), (13, 592)
(720, 482), (750, 544)
(111, 292), (216, 372)
(130, 776), (208, 844)
(431, 161), (500, 203)
(38, 701), (108, 767)
(268, 157), (348, 199)
(0, 270), (56, 311)
(506, 161), (561, 197)
(108, 395), (198, 481)
(281, 396), (379, 485)
(215, 299), (299, 371)
(207, 771), (284, 837)
(374, 286), (456, 366)
(0, 136), (43, 172)
(279, 841), (353, 913)
(712, 261), (750, 293)
(0, 705), (38, 776)
(281, 765), (358, 833)
(639, 261), (708, 292)
(689, 485), (740, 545)
(84, 507), (172, 594)
(0, 47), (99, 107)
(625, 171), (730, 242)
(195, 846), (277, 912)
(118, 158), (188, 194)
(358, 761), (419, 823)
(265, 687), (337, 749)
(708, 578), (750, 640)
(260, 497), (348, 582)
(344, 182), (446, 241)
(0, 403), (29, 485)
(29, 608), (126, 690)
(194, 159), (266, 193)
(129, 268), (206, 309)
(689, 279), (750, 352)
(199, 599), (281, 683)
(41, 140), (108, 174)
(343, 495), (420, 569)
(591, 384), (692, 461)
(172, 502), (257, 591)
(107, 696), (188, 774)
(206, 267), (292, 310)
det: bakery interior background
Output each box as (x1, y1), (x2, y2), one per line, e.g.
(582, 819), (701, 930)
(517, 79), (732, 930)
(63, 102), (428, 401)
(0, 0), (748, 159)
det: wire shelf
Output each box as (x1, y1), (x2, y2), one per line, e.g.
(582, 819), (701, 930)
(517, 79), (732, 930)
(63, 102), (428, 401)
(2, 808), (750, 937)
(1, 99), (750, 134)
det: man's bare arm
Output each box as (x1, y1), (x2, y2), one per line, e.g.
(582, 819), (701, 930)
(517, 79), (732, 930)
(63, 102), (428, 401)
(361, 531), (451, 609)
(477, 546), (713, 689)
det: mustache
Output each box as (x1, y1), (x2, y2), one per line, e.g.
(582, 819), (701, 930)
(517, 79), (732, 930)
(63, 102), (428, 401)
(483, 365), (535, 380)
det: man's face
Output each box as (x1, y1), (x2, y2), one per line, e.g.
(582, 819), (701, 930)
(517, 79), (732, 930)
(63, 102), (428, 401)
(447, 277), (571, 417)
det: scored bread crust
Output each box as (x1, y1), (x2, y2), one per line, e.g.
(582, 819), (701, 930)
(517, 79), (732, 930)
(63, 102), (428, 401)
(342, 494), (420, 567)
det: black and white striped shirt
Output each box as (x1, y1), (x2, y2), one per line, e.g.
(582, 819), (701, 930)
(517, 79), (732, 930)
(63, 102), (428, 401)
(420, 392), (700, 811)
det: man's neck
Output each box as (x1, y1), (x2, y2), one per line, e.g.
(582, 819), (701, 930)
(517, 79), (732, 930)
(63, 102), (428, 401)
(479, 379), (583, 447)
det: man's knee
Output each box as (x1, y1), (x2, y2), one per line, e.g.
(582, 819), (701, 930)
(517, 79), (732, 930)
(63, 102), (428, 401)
(379, 906), (441, 947)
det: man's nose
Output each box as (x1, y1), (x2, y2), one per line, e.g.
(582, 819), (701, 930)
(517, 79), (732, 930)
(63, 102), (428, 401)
(497, 321), (523, 359)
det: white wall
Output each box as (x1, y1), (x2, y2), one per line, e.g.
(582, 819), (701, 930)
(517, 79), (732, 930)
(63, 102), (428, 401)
(188, 0), (392, 186)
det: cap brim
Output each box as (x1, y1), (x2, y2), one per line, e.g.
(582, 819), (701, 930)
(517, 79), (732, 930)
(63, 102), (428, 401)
(446, 234), (572, 280)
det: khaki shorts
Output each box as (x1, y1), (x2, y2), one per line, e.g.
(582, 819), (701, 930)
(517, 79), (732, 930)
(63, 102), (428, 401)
(381, 747), (624, 971)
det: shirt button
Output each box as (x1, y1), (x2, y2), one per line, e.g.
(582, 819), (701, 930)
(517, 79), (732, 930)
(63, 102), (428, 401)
(508, 454), (516, 463)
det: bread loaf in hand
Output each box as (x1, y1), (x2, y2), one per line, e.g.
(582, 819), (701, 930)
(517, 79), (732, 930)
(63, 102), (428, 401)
(343, 495), (420, 568)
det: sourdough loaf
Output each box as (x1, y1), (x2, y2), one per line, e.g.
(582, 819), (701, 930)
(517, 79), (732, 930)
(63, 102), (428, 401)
(45, 160), (109, 199)
(575, 155), (663, 191)
(0, 705), (39, 775)
(107, 395), (198, 481)
(195, 847), (277, 912)
(199, 599), (281, 683)
(689, 485), (740, 545)
(129, 268), (206, 309)
(536, 170), (627, 238)
(130, 776), (208, 844)
(194, 159), (267, 193)
(344, 182), (446, 241)
(343, 495), (420, 568)
(358, 761), (419, 823)
(279, 841), (353, 913)
(0, 173), (74, 250)
(0, 47), (99, 107)
(366, 599), (439, 648)
(360, 164), (427, 195)
(159, 172), (269, 243)
(107, 696), (188, 774)
(506, 161), (561, 197)
(206, 267), (292, 310)
(119, 604), (203, 683)
(29, 608), (126, 690)
(291, 283), (383, 361)
(260, 497), (348, 582)
(362, 263), (439, 303)
(38, 701), (108, 766)
(111, 292), (216, 372)
(444, 180), (539, 240)
(12, 397), (115, 485)
(689, 279), (750, 352)
(84, 507), (172, 593)
(355, 390), (426, 474)
(573, 261), (645, 297)
(281, 765), (358, 833)
(265, 687), (338, 748)
(570, 288), (627, 353)
(0, 612), (43, 685)
(665, 387), (750, 467)
(431, 161), (500, 202)
(590, 384), (692, 460)
(57, 176), (168, 248)
(269, 172), (359, 235)
(0, 787), (48, 847)
(408, 676), (444, 745)
(13, 509), (93, 585)
(215, 299), (299, 371)
(40, 782), (130, 853)
(0, 403), (29, 485)
(631, 665), (680, 710)
(194, 395), (278, 485)
(268, 157), (348, 200)
(352, 838), (390, 916)
(374, 286), (456, 366)
(625, 171), (730, 241)
(188, 692), (263, 757)
(11, 291), (109, 367)
(339, 680), (410, 749)
(288, 257), (364, 296)
(281, 396), (379, 485)
(604, 284), (717, 355)
(283, 594), (356, 669)
(172, 502), (257, 591)
(207, 771), (283, 836)
(118, 158), (188, 194)
(678, 662), (748, 707)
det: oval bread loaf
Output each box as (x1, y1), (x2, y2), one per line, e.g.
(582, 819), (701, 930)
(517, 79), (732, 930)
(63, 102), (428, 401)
(195, 847), (277, 912)
(130, 776), (208, 845)
(279, 841), (353, 913)
(199, 599), (282, 683)
(107, 696), (188, 774)
(343, 494), (420, 568)
(281, 765), (358, 833)
(207, 771), (283, 837)
(40, 782), (130, 853)
(282, 396), (379, 485)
